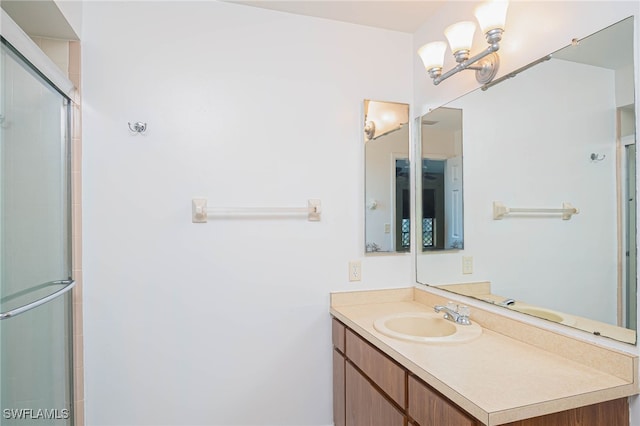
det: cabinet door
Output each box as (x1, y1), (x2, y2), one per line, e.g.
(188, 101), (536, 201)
(346, 329), (405, 407)
(346, 362), (405, 426)
(333, 349), (346, 426)
(408, 375), (478, 426)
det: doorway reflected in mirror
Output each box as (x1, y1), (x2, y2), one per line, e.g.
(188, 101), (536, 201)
(419, 107), (464, 251)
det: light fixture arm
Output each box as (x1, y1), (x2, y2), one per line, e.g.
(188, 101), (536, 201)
(433, 41), (500, 85)
(418, 0), (509, 86)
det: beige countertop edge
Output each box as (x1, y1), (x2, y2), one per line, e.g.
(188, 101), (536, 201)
(330, 302), (638, 426)
(489, 384), (638, 425)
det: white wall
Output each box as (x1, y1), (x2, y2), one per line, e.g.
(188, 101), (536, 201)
(617, 63), (635, 107)
(81, 1), (412, 425)
(82, 1), (640, 424)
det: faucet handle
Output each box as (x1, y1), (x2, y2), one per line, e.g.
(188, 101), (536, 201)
(458, 305), (470, 317)
(457, 305), (472, 325)
(446, 301), (458, 312)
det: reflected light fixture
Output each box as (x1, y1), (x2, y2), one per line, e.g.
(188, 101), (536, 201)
(418, 0), (509, 85)
(363, 100), (409, 142)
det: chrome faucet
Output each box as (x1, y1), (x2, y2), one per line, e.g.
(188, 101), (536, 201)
(434, 304), (472, 325)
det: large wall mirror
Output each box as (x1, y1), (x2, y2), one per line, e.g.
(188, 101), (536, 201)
(416, 17), (637, 344)
(364, 100), (410, 254)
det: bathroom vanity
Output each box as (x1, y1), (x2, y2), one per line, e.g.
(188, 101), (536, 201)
(330, 287), (637, 426)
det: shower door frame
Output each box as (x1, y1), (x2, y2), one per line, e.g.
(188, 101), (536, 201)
(0, 10), (78, 425)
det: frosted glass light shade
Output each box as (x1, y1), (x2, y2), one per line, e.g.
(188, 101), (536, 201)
(444, 21), (476, 54)
(475, 0), (509, 34)
(417, 41), (447, 70)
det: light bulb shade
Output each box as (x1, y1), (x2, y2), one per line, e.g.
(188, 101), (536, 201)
(474, 0), (509, 34)
(417, 41), (447, 71)
(444, 21), (476, 55)
(364, 100), (408, 141)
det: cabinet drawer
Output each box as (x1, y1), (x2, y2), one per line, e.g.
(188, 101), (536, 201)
(332, 318), (345, 353)
(345, 329), (405, 407)
(408, 375), (477, 426)
(346, 362), (405, 426)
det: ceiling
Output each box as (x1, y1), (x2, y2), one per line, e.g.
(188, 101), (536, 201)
(1, 0), (79, 40)
(227, 1), (446, 33)
(2, 0), (443, 39)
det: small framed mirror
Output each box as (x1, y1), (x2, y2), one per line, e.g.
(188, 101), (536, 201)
(363, 100), (410, 254)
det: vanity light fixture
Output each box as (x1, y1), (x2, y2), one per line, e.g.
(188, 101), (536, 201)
(363, 100), (409, 141)
(364, 121), (376, 140)
(418, 0), (509, 85)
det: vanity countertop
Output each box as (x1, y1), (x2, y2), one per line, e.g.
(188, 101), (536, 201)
(330, 287), (638, 426)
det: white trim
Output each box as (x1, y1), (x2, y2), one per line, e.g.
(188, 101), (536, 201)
(1, 10), (74, 97)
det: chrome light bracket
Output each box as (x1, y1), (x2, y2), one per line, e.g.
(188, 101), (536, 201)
(474, 52), (500, 84)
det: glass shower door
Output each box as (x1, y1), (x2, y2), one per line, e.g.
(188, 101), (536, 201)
(0, 39), (74, 425)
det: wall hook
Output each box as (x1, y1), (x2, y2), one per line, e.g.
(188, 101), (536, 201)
(128, 122), (147, 134)
(590, 153), (605, 162)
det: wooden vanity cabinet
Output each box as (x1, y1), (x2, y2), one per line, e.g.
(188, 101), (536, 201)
(408, 375), (478, 426)
(499, 398), (628, 426)
(332, 317), (630, 426)
(332, 318), (474, 426)
(345, 362), (405, 426)
(333, 318), (405, 426)
(333, 349), (346, 426)
(333, 319), (346, 426)
(345, 328), (405, 407)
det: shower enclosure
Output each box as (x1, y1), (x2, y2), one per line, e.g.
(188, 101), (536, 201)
(0, 35), (75, 425)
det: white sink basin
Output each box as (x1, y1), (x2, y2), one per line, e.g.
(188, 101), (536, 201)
(373, 312), (482, 344)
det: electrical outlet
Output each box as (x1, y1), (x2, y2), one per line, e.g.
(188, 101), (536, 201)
(349, 261), (362, 282)
(462, 256), (473, 274)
